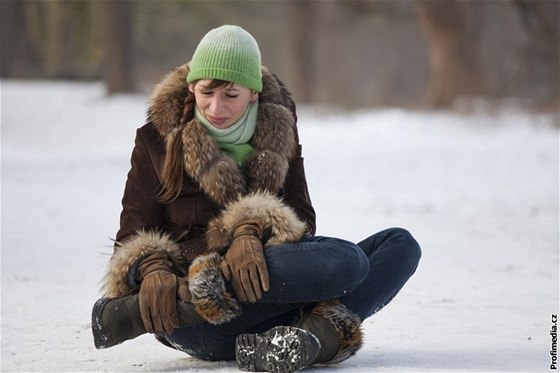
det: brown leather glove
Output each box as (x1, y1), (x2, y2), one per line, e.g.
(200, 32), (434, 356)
(220, 221), (270, 303)
(137, 251), (187, 335)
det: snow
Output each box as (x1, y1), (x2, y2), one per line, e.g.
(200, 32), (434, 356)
(1, 80), (558, 372)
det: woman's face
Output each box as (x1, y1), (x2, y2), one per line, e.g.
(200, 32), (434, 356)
(190, 80), (258, 129)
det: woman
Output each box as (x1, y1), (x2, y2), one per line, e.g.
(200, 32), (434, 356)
(92, 25), (421, 373)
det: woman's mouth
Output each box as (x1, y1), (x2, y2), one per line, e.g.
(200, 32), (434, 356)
(207, 115), (228, 126)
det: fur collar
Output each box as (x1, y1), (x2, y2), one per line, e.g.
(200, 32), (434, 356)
(147, 64), (298, 206)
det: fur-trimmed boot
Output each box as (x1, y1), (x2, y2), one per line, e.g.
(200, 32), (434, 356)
(235, 300), (362, 372)
(294, 300), (363, 365)
(92, 293), (204, 349)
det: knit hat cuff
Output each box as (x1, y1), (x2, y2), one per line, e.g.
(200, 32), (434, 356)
(187, 67), (263, 92)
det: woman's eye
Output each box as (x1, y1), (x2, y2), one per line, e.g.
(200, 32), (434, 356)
(201, 91), (213, 96)
(226, 94), (238, 99)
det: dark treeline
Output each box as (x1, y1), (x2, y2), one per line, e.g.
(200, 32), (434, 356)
(1, 0), (558, 109)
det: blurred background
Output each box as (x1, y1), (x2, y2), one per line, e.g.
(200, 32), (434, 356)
(1, 0), (558, 110)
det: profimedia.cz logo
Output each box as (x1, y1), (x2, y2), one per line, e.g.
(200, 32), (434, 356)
(551, 314), (558, 370)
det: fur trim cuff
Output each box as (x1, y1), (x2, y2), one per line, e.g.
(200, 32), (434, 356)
(188, 253), (241, 324)
(102, 230), (181, 298)
(206, 191), (307, 251)
(312, 300), (363, 364)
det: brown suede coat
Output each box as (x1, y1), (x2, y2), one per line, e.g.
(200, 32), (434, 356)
(114, 65), (315, 271)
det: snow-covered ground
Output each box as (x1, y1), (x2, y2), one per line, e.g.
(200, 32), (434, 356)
(1, 80), (558, 372)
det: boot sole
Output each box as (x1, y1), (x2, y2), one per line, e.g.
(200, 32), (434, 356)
(91, 298), (113, 349)
(236, 326), (321, 373)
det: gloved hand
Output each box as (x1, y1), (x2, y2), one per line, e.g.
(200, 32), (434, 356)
(137, 251), (185, 335)
(220, 221), (269, 303)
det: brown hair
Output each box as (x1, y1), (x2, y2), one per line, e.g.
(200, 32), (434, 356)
(158, 79), (235, 203)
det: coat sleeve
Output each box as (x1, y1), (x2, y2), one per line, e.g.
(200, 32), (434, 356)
(275, 76), (317, 236)
(272, 73), (316, 236)
(116, 126), (164, 244)
(102, 126), (181, 298)
(281, 142), (316, 236)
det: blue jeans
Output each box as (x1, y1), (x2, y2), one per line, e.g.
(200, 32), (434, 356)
(164, 227), (421, 360)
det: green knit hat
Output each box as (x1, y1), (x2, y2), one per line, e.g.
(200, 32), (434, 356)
(187, 25), (263, 92)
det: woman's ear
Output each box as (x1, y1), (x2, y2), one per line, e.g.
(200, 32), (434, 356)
(188, 83), (195, 93)
(251, 91), (259, 103)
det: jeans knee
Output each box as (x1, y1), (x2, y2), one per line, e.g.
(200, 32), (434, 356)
(390, 227), (422, 274)
(328, 238), (370, 285)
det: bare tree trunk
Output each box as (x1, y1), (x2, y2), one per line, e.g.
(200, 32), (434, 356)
(0, 0), (21, 76)
(43, 0), (75, 77)
(286, 1), (316, 103)
(416, 0), (485, 108)
(312, 1), (339, 105)
(102, 0), (134, 94)
(1, 0), (41, 77)
(512, 0), (560, 109)
(311, 1), (352, 105)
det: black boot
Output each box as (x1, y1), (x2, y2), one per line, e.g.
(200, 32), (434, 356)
(234, 300), (363, 372)
(91, 293), (204, 349)
(235, 326), (321, 373)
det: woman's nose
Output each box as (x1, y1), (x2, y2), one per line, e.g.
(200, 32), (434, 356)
(209, 96), (223, 113)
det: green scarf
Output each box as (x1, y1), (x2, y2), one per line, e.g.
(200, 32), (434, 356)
(196, 102), (258, 167)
